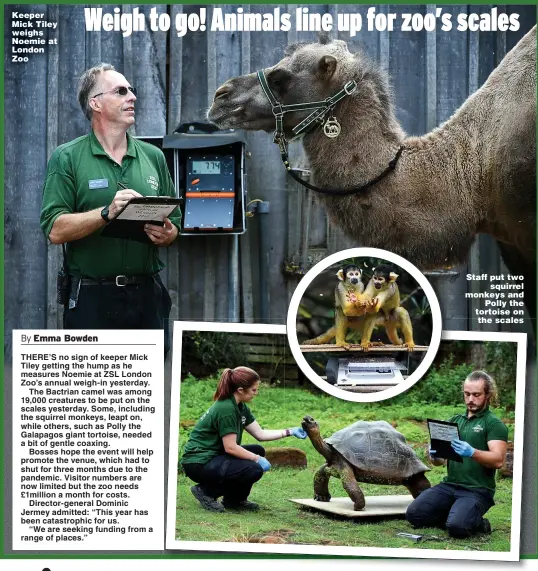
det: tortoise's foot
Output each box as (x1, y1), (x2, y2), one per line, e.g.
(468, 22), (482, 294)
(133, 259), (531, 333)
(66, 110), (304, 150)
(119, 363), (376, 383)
(314, 494), (331, 502)
(353, 502), (366, 511)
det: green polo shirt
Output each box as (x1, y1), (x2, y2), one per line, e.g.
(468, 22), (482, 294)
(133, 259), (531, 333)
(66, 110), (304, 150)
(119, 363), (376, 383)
(40, 131), (181, 278)
(443, 407), (508, 492)
(181, 397), (256, 466)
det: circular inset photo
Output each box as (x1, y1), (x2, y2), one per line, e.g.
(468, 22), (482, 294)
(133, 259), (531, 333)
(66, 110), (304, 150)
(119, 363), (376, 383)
(287, 248), (442, 402)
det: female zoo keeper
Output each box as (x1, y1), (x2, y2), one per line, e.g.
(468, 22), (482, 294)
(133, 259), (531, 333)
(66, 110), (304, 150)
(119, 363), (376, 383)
(181, 366), (307, 512)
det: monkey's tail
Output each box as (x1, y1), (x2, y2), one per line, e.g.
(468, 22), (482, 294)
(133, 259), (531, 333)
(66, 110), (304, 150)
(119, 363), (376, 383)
(302, 327), (336, 345)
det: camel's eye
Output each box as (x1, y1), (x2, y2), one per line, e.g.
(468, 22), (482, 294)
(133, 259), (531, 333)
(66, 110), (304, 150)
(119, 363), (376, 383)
(268, 69), (291, 90)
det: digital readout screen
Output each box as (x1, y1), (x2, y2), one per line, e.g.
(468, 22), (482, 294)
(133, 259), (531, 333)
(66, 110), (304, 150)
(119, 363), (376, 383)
(192, 160), (221, 175)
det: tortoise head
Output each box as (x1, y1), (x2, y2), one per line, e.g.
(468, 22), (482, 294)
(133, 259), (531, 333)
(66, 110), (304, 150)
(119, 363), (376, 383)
(302, 415), (319, 434)
(302, 415), (334, 460)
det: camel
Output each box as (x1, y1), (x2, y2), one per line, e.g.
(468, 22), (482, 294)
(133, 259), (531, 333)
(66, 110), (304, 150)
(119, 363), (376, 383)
(207, 29), (536, 321)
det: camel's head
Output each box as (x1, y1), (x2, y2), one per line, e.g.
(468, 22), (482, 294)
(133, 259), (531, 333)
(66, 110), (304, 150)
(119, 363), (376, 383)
(207, 37), (356, 136)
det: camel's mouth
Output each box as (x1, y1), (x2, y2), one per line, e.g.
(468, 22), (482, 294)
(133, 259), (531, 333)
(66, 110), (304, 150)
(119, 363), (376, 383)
(207, 104), (274, 132)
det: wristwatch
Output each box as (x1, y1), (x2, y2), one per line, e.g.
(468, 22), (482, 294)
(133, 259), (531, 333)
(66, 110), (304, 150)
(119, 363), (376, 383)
(101, 205), (110, 223)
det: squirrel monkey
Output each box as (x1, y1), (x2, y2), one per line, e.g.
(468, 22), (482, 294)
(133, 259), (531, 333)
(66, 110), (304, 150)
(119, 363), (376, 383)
(302, 264), (377, 348)
(360, 264), (415, 351)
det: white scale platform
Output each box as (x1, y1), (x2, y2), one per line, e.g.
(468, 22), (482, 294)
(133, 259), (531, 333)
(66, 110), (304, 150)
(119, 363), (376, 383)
(335, 358), (407, 386)
(289, 495), (414, 518)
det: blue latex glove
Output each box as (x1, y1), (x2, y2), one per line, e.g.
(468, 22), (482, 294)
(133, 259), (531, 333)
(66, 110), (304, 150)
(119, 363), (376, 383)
(257, 456), (271, 472)
(451, 439), (475, 458)
(291, 427), (307, 439)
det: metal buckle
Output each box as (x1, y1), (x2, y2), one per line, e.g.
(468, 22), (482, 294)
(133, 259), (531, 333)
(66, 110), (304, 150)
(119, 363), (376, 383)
(344, 81), (357, 95)
(115, 275), (127, 287)
(272, 103), (284, 117)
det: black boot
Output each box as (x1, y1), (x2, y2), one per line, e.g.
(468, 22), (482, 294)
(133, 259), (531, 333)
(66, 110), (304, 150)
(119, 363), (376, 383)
(478, 518), (492, 534)
(191, 485), (225, 512)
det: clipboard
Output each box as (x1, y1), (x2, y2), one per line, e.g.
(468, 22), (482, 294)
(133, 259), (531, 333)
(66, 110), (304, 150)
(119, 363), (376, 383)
(427, 419), (463, 463)
(101, 197), (182, 244)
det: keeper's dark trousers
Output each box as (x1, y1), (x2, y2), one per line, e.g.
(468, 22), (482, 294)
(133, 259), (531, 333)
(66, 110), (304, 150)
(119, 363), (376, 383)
(406, 482), (494, 538)
(183, 445), (266, 504)
(63, 276), (172, 356)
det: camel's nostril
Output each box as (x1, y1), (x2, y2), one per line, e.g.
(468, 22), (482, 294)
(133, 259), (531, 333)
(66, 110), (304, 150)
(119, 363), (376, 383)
(214, 85), (232, 100)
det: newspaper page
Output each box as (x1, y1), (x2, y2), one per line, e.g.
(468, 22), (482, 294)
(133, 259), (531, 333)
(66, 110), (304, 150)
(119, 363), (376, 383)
(3, 4), (536, 571)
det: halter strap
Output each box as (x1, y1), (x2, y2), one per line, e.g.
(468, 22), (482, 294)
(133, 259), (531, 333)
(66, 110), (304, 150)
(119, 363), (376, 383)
(281, 146), (404, 197)
(256, 69), (403, 197)
(257, 70), (357, 139)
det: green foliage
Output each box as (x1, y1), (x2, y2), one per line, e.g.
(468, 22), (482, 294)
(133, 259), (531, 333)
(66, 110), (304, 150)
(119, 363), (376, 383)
(483, 342), (517, 408)
(408, 294), (431, 319)
(396, 357), (476, 406)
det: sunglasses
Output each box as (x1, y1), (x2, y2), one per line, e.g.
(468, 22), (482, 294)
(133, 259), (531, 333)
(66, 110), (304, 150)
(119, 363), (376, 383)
(91, 86), (137, 98)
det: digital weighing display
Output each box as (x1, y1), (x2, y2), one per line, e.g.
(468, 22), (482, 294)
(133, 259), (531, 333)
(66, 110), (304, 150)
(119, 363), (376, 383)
(192, 160), (221, 175)
(184, 153), (236, 231)
(187, 154), (234, 192)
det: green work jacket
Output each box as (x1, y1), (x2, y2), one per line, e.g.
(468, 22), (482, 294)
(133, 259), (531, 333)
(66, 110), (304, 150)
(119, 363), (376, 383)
(40, 131), (181, 278)
(181, 397), (256, 466)
(443, 407), (508, 492)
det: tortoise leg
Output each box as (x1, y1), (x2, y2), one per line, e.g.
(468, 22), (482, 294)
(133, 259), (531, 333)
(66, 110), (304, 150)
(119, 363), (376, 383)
(313, 463), (331, 502)
(405, 473), (431, 498)
(340, 461), (365, 511)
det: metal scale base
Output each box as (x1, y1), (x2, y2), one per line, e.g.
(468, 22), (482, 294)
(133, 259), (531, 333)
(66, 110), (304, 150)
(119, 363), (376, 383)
(326, 357), (407, 387)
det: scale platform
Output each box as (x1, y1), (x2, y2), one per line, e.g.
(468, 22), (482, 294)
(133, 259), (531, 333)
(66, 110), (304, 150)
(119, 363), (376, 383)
(289, 495), (414, 518)
(327, 357), (407, 387)
(300, 344), (429, 353)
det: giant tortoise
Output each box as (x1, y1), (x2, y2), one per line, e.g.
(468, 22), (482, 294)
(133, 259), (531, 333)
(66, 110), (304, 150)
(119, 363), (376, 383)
(302, 416), (431, 511)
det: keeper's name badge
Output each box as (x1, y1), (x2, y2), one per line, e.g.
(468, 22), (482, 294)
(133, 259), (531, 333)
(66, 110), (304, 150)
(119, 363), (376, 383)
(88, 178), (109, 189)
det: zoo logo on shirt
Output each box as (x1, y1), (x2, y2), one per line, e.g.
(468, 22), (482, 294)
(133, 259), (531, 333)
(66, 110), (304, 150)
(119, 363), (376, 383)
(147, 174), (159, 191)
(241, 416), (246, 425)
(473, 425), (484, 433)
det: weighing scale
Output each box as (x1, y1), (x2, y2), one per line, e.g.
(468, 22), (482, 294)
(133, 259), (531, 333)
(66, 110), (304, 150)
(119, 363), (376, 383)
(325, 357), (407, 387)
(184, 154), (236, 230)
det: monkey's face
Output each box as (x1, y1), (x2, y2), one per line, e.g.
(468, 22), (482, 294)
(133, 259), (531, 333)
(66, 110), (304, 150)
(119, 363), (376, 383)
(372, 274), (388, 290)
(345, 269), (362, 285)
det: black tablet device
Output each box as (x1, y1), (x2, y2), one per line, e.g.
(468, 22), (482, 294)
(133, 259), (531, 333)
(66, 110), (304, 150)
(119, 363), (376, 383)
(427, 418), (463, 463)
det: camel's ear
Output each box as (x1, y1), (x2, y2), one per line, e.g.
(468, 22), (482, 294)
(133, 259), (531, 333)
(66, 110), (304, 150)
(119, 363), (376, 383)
(318, 55), (337, 79)
(389, 272), (399, 282)
(336, 269), (345, 281)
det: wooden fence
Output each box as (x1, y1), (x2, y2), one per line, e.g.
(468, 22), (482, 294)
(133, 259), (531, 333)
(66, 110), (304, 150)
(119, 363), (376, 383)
(234, 333), (299, 382)
(4, 4), (536, 359)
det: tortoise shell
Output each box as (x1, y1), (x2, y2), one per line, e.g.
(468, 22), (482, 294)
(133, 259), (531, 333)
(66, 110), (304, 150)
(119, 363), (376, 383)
(325, 420), (429, 479)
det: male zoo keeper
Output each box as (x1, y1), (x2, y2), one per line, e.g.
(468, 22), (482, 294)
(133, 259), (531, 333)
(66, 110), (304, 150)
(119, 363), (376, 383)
(406, 370), (508, 538)
(40, 64), (180, 353)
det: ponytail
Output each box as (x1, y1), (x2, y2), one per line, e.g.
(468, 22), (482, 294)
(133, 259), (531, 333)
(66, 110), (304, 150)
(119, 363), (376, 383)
(213, 366), (260, 401)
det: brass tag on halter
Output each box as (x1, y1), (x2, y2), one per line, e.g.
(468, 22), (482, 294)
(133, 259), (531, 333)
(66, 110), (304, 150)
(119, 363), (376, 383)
(323, 116), (341, 138)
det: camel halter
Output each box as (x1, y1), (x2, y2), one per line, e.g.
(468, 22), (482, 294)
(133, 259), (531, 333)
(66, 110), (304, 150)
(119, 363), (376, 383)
(257, 69), (403, 197)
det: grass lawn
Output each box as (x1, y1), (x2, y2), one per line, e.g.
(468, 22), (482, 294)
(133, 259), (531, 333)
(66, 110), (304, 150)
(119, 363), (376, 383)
(175, 378), (514, 553)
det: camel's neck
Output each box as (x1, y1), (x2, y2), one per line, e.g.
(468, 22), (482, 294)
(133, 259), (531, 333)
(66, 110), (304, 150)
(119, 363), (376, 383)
(298, 89), (488, 269)
(302, 96), (405, 190)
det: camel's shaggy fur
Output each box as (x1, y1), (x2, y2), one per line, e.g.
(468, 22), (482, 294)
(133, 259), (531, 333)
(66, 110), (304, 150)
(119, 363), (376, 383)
(208, 29), (536, 317)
